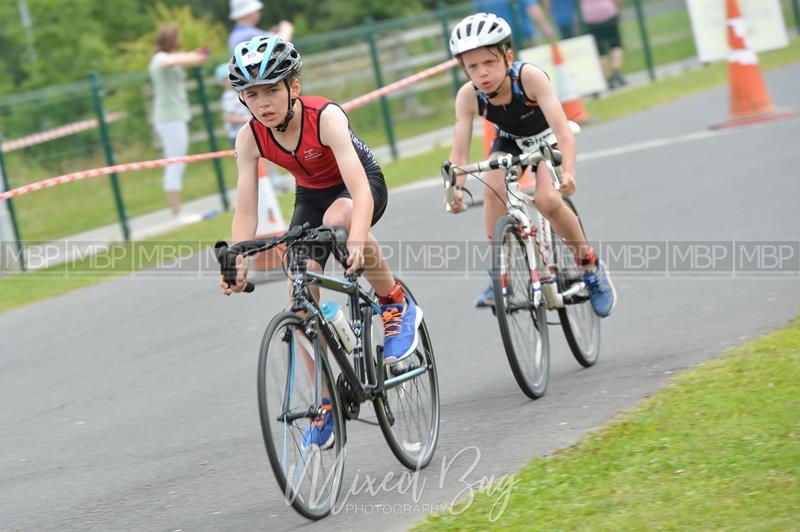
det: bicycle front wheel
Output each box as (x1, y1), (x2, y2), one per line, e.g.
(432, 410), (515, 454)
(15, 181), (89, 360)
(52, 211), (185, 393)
(257, 312), (345, 520)
(552, 197), (601, 367)
(492, 215), (550, 399)
(365, 280), (440, 471)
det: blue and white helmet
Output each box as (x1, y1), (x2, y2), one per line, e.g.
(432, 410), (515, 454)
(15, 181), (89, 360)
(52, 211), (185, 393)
(449, 13), (512, 57)
(228, 35), (302, 92)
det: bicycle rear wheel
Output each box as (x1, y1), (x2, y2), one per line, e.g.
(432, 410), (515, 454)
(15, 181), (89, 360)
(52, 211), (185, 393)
(552, 198), (601, 367)
(257, 312), (345, 520)
(365, 280), (440, 471)
(492, 215), (550, 399)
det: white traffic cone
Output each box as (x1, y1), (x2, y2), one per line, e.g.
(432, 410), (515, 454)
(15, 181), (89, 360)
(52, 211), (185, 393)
(551, 42), (590, 123)
(253, 161), (288, 271)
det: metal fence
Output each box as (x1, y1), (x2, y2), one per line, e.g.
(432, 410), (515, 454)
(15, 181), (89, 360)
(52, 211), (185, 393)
(1, 0), (798, 270)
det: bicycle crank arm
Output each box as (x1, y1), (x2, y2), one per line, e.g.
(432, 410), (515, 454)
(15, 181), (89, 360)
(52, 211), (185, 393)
(383, 364), (427, 390)
(562, 282), (590, 305)
(276, 410), (315, 423)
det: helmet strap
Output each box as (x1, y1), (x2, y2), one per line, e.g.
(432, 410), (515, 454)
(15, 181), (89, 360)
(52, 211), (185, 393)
(275, 79), (295, 133)
(484, 70), (509, 99)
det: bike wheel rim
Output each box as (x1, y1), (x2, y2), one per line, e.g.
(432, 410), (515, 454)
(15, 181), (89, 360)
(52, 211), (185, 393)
(496, 227), (549, 392)
(259, 317), (343, 517)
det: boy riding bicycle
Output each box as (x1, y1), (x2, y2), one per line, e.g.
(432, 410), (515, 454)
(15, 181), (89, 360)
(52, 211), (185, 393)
(219, 36), (422, 447)
(443, 13), (616, 317)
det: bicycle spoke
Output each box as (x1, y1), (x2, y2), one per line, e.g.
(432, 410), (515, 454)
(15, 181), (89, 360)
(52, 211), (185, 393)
(550, 206), (601, 368)
(493, 217), (550, 399)
(368, 284), (439, 470)
(258, 313), (344, 519)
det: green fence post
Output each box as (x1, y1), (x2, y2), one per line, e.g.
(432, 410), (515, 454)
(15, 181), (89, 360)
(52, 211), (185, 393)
(0, 139), (26, 271)
(193, 68), (229, 211)
(437, 2), (462, 96)
(631, 0), (656, 81)
(507, 0), (525, 50)
(364, 17), (398, 160)
(88, 72), (130, 240)
(791, 0), (800, 32)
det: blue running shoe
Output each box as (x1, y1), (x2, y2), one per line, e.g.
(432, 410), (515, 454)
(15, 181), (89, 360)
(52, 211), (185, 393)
(301, 398), (334, 450)
(583, 260), (617, 317)
(381, 297), (423, 364)
(475, 281), (495, 308)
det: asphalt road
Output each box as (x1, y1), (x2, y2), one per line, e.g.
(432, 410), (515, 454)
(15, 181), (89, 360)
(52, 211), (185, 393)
(2, 63), (799, 531)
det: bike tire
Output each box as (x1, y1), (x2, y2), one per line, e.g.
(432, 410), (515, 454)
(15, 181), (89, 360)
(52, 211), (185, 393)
(492, 215), (550, 399)
(257, 312), (345, 520)
(364, 279), (440, 471)
(552, 198), (601, 367)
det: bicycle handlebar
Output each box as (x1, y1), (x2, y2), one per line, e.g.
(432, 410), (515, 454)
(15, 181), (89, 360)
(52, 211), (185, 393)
(443, 148), (562, 182)
(214, 223), (350, 293)
(441, 147), (563, 210)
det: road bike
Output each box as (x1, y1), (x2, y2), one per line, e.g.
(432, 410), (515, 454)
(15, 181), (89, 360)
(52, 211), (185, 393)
(442, 124), (600, 399)
(215, 224), (439, 519)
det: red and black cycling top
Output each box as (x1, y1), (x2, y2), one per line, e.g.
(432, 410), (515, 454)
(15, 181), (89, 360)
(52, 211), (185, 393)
(249, 95), (381, 189)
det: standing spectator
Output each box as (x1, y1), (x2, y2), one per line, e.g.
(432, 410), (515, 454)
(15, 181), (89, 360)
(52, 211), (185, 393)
(215, 63), (250, 148)
(227, 0), (293, 54)
(474, 0), (555, 44)
(548, 0), (579, 39)
(580, 0), (626, 88)
(228, 0), (294, 192)
(148, 24), (209, 218)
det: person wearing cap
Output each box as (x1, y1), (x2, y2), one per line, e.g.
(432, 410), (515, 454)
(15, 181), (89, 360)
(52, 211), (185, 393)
(227, 0), (293, 54)
(215, 63), (251, 148)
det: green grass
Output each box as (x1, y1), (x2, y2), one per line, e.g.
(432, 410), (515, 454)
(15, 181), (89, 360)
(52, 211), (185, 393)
(0, 212), (235, 315)
(416, 318), (800, 530)
(586, 37), (800, 122)
(0, 139), (485, 314)
(620, 8), (697, 74)
(9, 33), (798, 243)
(2, 39), (799, 314)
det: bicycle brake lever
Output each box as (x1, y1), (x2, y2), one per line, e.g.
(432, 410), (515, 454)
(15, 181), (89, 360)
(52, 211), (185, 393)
(214, 241), (255, 294)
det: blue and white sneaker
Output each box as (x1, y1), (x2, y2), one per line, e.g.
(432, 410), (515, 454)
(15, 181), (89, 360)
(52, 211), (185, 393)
(301, 398), (334, 450)
(475, 281), (495, 308)
(381, 297), (423, 364)
(583, 260), (617, 317)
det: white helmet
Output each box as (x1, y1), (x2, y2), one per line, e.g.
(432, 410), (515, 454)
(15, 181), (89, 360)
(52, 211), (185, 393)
(449, 13), (512, 57)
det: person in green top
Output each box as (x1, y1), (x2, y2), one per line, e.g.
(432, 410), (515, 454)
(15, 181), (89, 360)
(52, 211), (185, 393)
(148, 24), (209, 219)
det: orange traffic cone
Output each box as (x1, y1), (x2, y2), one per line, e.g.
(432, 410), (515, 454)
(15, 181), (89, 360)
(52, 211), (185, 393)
(252, 159), (288, 271)
(551, 42), (590, 124)
(713, 0), (795, 129)
(483, 119), (495, 158)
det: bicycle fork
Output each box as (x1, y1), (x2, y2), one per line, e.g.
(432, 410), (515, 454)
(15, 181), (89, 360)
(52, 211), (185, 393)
(531, 212), (565, 311)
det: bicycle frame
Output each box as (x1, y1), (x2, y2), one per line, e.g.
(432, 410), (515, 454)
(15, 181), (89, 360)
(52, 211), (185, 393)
(442, 121), (585, 311)
(284, 244), (427, 414)
(447, 148), (570, 311)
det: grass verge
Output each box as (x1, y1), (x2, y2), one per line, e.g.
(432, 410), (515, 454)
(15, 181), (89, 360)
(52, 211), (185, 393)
(0, 213), (234, 315)
(416, 318), (800, 530)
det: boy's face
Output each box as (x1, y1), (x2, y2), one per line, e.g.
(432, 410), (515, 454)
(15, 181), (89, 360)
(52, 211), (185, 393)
(240, 79), (300, 128)
(460, 47), (513, 93)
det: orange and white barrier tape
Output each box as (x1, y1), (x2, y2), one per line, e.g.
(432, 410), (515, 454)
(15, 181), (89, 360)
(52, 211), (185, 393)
(2, 112), (125, 153)
(341, 58), (458, 111)
(0, 150), (234, 201)
(1, 58), (459, 202)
